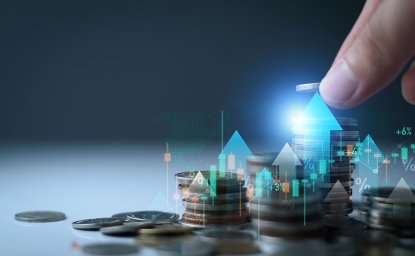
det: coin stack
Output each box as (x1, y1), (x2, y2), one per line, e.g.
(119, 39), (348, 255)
(294, 83), (359, 217)
(175, 171), (249, 228)
(246, 154), (325, 239)
(359, 187), (415, 237)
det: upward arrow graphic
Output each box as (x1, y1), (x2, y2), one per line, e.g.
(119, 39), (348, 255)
(292, 93), (342, 176)
(388, 178), (415, 219)
(273, 143), (302, 181)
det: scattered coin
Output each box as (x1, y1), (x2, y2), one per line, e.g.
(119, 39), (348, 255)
(82, 242), (139, 255)
(14, 211), (66, 223)
(72, 218), (124, 231)
(126, 211), (179, 224)
(112, 211), (145, 220)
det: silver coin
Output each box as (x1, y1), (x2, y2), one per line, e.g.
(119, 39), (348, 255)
(72, 217), (124, 231)
(100, 221), (154, 236)
(112, 211), (145, 220)
(127, 211), (179, 224)
(14, 211), (66, 223)
(156, 238), (216, 256)
(296, 83), (320, 92)
(82, 242), (139, 255)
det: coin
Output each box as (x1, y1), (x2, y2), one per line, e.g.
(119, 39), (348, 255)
(184, 201), (245, 212)
(72, 218), (124, 231)
(296, 83), (320, 92)
(14, 211), (66, 223)
(126, 211), (179, 224)
(100, 221), (154, 236)
(82, 242), (139, 255)
(112, 211), (145, 220)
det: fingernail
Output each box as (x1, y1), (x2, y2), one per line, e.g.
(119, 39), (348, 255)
(319, 60), (359, 106)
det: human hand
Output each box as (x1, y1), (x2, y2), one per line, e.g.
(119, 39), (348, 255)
(319, 0), (415, 108)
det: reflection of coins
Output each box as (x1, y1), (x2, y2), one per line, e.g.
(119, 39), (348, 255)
(200, 230), (260, 254)
(82, 243), (139, 255)
(156, 238), (216, 256)
(15, 211), (66, 223)
(137, 234), (195, 247)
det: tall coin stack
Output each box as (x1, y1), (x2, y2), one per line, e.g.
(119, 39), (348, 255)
(175, 171), (249, 228)
(294, 83), (359, 217)
(359, 185), (415, 237)
(246, 154), (325, 239)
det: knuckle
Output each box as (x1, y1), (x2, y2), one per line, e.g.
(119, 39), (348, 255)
(357, 21), (388, 68)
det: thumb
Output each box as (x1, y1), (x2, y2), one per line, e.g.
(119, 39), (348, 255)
(320, 0), (415, 108)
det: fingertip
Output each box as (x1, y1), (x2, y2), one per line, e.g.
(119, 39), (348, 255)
(402, 62), (415, 105)
(319, 60), (360, 109)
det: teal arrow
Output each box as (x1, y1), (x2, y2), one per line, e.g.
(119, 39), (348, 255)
(292, 93), (342, 176)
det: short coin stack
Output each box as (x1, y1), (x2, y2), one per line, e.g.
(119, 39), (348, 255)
(175, 171), (249, 228)
(246, 154), (325, 239)
(359, 187), (415, 237)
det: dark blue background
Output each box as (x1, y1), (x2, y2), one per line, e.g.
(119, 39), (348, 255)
(0, 0), (413, 145)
